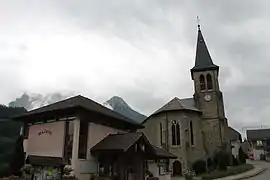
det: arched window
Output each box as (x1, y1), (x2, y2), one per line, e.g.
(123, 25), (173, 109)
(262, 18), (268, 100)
(172, 121), (181, 146)
(172, 122), (176, 145)
(176, 123), (181, 145)
(207, 74), (213, 90)
(199, 75), (206, 91)
(160, 123), (163, 146)
(190, 121), (194, 146)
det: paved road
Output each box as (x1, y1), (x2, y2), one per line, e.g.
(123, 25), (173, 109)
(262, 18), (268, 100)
(248, 169), (270, 179)
(247, 161), (270, 180)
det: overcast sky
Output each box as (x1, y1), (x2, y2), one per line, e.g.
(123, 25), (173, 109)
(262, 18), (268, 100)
(1, 0), (270, 134)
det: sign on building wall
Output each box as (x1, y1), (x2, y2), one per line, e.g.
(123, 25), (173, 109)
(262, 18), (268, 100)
(27, 121), (65, 157)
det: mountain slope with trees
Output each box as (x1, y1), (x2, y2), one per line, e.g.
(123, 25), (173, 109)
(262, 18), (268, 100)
(0, 105), (26, 176)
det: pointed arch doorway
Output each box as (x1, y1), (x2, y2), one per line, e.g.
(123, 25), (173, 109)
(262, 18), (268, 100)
(173, 160), (182, 176)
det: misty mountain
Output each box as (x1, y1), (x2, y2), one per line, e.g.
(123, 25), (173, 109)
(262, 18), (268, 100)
(9, 93), (147, 123)
(9, 93), (72, 110)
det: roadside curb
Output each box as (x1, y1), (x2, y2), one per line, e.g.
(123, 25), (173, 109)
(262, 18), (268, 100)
(234, 168), (266, 180)
(212, 166), (266, 180)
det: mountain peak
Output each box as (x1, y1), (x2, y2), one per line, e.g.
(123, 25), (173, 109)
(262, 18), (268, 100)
(107, 96), (130, 108)
(104, 96), (146, 123)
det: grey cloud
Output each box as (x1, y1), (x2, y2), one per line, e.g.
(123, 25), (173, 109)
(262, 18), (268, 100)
(2, 0), (270, 136)
(9, 92), (73, 110)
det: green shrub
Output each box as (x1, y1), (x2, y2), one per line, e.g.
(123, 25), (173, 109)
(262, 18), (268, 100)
(192, 160), (206, 175)
(215, 151), (230, 171)
(232, 156), (239, 166)
(207, 158), (212, 169)
(238, 147), (246, 164)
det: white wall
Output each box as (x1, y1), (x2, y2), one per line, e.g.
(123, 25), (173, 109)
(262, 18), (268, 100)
(231, 141), (241, 158)
(88, 123), (125, 150)
(27, 121), (65, 157)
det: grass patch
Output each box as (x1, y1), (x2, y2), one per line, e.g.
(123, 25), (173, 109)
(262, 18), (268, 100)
(201, 164), (254, 180)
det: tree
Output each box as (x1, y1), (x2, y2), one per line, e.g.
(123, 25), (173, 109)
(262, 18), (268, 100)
(9, 135), (25, 176)
(192, 160), (206, 175)
(0, 105), (26, 118)
(0, 106), (27, 177)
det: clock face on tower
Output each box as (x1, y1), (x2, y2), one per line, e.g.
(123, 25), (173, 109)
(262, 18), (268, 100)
(204, 94), (212, 102)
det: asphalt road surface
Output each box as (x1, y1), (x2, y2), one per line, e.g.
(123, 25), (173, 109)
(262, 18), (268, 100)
(247, 161), (270, 180)
(247, 169), (269, 179)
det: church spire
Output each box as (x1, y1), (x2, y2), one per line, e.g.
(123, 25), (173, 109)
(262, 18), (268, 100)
(191, 25), (219, 73)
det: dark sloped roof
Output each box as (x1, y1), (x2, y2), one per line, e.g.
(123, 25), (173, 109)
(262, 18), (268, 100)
(13, 95), (140, 127)
(91, 132), (143, 152)
(152, 97), (201, 115)
(191, 27), (219, 73)
(26, 155), (66, 166)
(227, 127), (242, 142)
(247, 129), (270, 140)
(91, 132), (177, 159)
(141, 97), (201, 124)
(152, 146), (177, 159)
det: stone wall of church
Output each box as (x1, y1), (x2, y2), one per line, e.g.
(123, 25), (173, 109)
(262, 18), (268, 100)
(140, 114), (163, 147)
(142, 110), (205, 174)
(201, 118), (223, 156)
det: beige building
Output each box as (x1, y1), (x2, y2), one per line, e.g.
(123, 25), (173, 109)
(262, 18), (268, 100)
(142, 26), (231, 176)
(15, 95), (175, 180)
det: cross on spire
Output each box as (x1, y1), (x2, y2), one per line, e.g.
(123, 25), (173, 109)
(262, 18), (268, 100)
(197, 16), (201, 29)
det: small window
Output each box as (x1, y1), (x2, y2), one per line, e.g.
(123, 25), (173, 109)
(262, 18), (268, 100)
(199, 75), (206, 90)
(206, 74), (213, 90)
(190, 121), (194, 146)
(78, 121), (88, 159)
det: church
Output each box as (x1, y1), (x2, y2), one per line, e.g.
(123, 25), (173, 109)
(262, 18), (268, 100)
(141, 25), (231, 176)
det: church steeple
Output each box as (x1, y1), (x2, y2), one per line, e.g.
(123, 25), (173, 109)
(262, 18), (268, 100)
(191, 26), (219, 74)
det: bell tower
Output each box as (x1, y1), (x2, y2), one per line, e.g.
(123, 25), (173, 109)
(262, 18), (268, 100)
(190, 25), (228, 155)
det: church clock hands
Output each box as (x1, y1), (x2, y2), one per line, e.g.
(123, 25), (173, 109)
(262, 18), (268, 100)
(204, 94), (212, 102)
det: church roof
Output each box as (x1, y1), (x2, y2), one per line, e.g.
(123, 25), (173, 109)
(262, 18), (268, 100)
(227, 127), (242, 142)
(191, 26), (219, 73)
(151, 97), (201, 116)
